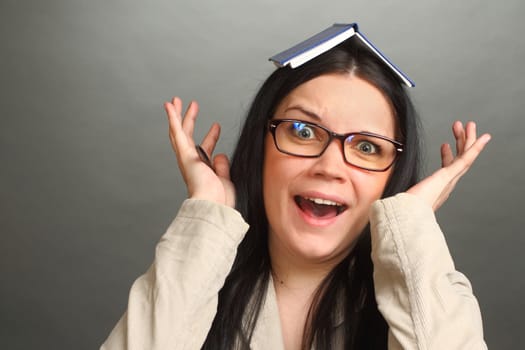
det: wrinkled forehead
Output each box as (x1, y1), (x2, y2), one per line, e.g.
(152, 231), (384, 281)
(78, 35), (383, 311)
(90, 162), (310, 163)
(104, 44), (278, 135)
(273, 73), (397, 138)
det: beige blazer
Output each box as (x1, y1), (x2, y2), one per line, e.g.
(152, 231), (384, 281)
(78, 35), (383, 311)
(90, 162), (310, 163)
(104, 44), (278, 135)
(100, 194), (487, 350)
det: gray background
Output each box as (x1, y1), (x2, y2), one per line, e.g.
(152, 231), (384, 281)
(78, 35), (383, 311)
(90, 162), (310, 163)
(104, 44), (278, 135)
(1, 0), (523, 349)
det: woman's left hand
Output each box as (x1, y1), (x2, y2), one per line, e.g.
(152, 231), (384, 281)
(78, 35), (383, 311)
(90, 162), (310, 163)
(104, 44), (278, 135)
(407, 121), (491, 211)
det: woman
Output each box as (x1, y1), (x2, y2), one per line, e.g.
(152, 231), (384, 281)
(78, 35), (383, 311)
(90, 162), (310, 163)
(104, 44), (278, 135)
(101, 36), (489, 349)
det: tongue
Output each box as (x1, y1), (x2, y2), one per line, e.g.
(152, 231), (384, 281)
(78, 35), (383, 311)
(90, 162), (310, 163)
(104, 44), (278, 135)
(296, 197), (339, 219)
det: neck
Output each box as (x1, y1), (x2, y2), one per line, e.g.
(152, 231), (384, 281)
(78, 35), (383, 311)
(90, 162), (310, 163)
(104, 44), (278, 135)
(268, 238), (346, 295)
(268, 237), (348, 350)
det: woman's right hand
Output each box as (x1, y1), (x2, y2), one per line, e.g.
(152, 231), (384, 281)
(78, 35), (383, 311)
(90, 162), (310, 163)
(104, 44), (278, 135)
(164, 97), (236, 208)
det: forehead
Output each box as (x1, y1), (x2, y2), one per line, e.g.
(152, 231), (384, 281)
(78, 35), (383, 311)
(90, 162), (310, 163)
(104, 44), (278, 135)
(275, 73), (396, 137)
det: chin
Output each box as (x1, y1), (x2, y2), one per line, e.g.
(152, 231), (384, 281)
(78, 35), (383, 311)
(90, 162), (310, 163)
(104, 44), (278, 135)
(292, 237), (354, 264)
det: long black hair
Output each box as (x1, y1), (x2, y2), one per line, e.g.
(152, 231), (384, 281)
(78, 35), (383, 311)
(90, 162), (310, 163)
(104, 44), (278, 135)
(202, 36), (422, 349)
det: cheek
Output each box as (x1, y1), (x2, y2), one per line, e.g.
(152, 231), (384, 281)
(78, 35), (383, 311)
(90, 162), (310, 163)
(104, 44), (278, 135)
(262, 138), (276, 192)
(262, 138), (286, 207)
(262, 138), (308, 225)
(352, 170), (392, 203)
(263, 134), (296, 184)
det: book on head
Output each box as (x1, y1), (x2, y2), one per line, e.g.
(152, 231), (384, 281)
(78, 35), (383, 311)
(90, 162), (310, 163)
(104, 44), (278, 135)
(269, 23), (415, 88)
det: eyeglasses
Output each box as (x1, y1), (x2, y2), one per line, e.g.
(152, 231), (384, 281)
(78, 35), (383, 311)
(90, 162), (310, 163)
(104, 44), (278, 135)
(268, 119), (404, 172)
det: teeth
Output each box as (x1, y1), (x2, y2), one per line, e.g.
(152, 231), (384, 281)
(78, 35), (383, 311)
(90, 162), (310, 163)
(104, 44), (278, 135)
(305, 197), (342, 206)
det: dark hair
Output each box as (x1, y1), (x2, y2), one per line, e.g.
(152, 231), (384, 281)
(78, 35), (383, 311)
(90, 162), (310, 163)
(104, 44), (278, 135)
(202, 37), (422, 349)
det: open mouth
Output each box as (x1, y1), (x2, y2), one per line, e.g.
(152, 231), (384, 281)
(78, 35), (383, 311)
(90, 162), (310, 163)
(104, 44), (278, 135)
(294, 195), (347, 219)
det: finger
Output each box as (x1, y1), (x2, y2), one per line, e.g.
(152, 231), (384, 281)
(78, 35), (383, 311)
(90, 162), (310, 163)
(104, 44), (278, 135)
(165, 98), (196, 161)
(445, 133), (491, 180)
(213, 153), (231, 180)
(166, 97), (184, 130)
(181, 100), (199, 137)
(452, 121), (465, 155)
(165, 100), (183, 141)
(441, 143), (454, 167)
(200, 123), (221, 156)
(172, 96), (183, 116)
(464, 121), (478, 150)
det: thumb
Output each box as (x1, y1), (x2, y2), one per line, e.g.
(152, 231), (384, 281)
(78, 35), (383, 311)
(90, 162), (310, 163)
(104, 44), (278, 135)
(213, 153), (231, 180)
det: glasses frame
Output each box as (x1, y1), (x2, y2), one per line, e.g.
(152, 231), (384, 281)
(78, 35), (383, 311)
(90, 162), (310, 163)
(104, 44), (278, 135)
(267, 119), (404, 172)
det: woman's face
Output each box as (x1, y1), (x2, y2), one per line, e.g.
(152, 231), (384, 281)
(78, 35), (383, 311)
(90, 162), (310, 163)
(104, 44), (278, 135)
(263, 73), (396, 265)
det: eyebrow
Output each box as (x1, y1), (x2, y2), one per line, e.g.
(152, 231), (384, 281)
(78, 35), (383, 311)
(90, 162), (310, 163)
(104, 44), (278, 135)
(283, 105), (395, 138)
(283, 105), (322, 121)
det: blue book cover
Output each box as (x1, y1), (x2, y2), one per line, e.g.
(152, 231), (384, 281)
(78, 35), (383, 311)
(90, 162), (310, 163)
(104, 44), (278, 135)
(269, 23), (415, 87)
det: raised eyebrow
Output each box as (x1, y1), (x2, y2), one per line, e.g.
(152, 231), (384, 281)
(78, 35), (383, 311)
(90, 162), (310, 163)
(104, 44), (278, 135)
(282, 107), (392, 138)
(283, 106), (322, 122)
(349, 131), (389, 141)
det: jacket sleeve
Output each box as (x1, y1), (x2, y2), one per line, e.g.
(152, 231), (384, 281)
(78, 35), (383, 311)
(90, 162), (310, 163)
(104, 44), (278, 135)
(100, 199), (249, 350)
(370, 193), (487, 350)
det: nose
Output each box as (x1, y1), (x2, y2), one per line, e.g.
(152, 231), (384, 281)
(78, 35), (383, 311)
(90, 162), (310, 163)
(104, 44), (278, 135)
(309, 138), (347, 180)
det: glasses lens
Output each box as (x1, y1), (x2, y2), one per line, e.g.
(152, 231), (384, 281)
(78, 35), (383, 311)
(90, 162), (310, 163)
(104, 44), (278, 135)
(344, 134), (397, 170)
(274, 120), (328, 156)
(272, 119), (400, 171)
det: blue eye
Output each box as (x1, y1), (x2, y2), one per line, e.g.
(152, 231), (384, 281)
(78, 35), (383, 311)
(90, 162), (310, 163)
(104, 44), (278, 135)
(292, 122), (315, 139)
(346, 135), (382, 157)
(356, 141), (378, 154)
